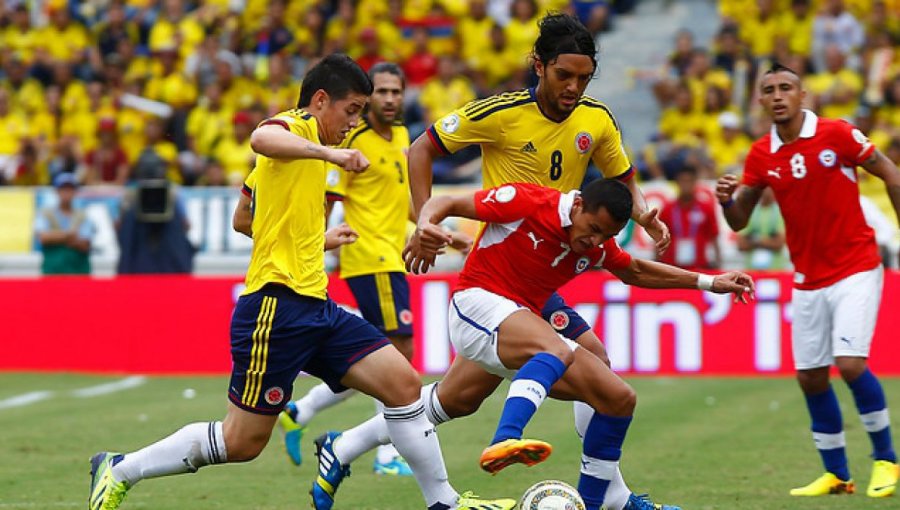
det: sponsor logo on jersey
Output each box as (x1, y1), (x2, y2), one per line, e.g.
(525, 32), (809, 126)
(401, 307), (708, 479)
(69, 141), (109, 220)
(575, 132), (593, 154)
(527, 231), (544, 250)
(326, 169), (341, 187)
(399, 309), (413, 325)
(818, 149), (837, 167)
(264, 386), (284, 405)
(575, 256), (591, 273)
(550, 310), (570, 330)
(440, 114), (460, 134)
(520, 141), (537, 153)
(495, 185), (516, 203)
(767, 168), (781, 179)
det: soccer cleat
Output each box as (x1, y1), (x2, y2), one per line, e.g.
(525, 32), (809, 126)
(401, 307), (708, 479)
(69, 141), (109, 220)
(479, 438), (552, 474)
(456, 490), (518, 510)
(789, 472), (855, 496)
(623, 493), (682, 510)
(373, 455), (413, 476)
(310, 432), (350, 510)
(89, 452), (129, 510)
(277, 401), (305, 466)
(867, 460), (899, 497)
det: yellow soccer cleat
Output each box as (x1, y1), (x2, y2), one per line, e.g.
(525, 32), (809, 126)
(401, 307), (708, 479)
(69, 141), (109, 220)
(867, 460), (899, 498)
(89, 452), (130, 510)
(789, 472), (855, 496)
(479, 438), (552, 475)
(456, 490), (517, 510)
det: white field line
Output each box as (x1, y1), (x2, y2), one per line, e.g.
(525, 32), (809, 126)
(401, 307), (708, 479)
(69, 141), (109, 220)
(0, 376), (147, 411)
(0, 391), (54, 410)
(69, 376), (146, 398)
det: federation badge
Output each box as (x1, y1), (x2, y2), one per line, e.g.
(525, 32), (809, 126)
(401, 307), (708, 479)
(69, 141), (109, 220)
(550, 310), (570, 331)
(326, 169), (341, 187)
(264, 386), (284, 405)
(399, 309), (414, 325)
(495, 185), (517, 203)
(575, 132), (593, 154)
(818, 149), (837, 168)
(575, 256), (591, 273)
(440, 113), (460, 134)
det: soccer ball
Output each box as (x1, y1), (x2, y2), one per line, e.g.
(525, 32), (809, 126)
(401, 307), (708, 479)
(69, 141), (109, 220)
(518, 480), (586, 510)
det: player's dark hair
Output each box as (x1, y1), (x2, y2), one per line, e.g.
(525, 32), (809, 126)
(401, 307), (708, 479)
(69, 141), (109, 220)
(369, 62), (405, 89)
(581, 179), (632, 223)
(765, 62), (800, 78)
(298, 53), (373, 108)
(532, 13), (597, 70)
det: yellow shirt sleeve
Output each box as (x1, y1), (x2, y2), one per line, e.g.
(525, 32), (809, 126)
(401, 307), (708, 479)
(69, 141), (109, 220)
(428, 97), (505, 154)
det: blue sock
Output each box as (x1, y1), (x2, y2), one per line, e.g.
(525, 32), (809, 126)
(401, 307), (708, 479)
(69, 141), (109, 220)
(578, 413), (632, 510)
(491, 352), (567, 444)
(848, 369), (896, 463)
(805, 386), (850, 481)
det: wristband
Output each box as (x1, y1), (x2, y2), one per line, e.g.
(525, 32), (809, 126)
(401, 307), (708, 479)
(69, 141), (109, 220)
(720, 198), (735, 209)
(697, 273), (715, 291)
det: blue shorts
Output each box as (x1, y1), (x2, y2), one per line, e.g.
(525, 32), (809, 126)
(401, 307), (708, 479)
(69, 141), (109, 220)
(345, 272), (413, 337)
(228, 284), (391, 415)
(541, 292), (591, 340)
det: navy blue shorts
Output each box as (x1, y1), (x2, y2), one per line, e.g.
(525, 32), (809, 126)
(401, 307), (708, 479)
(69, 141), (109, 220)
(345, 272), (413, 337)
(228, 284), (391, 415)
(541, 292), (591, 340)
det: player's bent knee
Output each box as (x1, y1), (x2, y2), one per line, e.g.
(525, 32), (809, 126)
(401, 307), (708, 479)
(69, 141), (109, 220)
(222, 434), (267, 462)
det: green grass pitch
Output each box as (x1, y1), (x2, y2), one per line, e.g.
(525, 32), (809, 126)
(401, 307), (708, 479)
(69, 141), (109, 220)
(0, 373), (897, 509)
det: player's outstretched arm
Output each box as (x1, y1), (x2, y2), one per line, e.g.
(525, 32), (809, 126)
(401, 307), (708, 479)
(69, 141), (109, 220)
(250, 124), (369, 172)
(715, 174), (764, 231)
(408, 133), (444, 218)
(609, 258), (755, 303)
(403, 193), (478, 274)
(860, 149), (900, 227)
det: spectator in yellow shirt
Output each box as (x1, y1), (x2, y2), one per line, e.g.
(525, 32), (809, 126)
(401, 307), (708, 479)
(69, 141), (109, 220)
(658, 83), (705, 147)
(684, 48), (732, 114)
(215, 57), (259, 112)
(458, 0), (493, 66)
(1, 57), (44, 115)
(505, 0), (540, 64)
(0, 89), (29, 178)
(779, 0), (815, 58)
(143, 48), (198, 110)
(739, 0), (781, 58)
(39, 3), (91, 66)
(214, 111), (256, 185)
(2, 4), (39, 65)
(805, 44), (863, 120)
(149, 0), (205, 61)
(469, 23), (526, 94)
(135, 117), (181, 184)
(54, 62), (90, 116)
(186, 82), (234, 160)
(259, 54), (300, 116)
(418, 55), (476, 125)
(707, 111), (752, 176)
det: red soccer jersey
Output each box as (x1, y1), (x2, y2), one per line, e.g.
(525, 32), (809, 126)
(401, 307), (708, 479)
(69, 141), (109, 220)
(742, 111), (880, 289)
(658, 194), (720, 270)
(455, 183), (632, 313)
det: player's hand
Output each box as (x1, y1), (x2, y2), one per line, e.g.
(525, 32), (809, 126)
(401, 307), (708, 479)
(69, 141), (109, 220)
(637, 208), (671, 255)
(403, 224), (452, 274)
(328, 148), (369, 173)
(715, 174), (740, 204)
(711, 271), (756, 304)
(324, 223), (358, 250)
(449, 231), (473, 255)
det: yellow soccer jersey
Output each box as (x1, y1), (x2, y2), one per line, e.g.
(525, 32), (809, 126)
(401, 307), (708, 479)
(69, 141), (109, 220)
(326, 119), (410, 278)
(243, 109), (328, 299)
(428, 88), (633, 192)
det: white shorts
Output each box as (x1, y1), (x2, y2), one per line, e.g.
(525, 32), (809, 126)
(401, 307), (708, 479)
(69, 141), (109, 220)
(448, 287), (579, 380)
(792, 265), (883, 370)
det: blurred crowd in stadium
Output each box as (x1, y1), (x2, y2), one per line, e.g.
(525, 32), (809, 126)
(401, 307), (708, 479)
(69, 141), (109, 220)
(0, 0), (635, 188)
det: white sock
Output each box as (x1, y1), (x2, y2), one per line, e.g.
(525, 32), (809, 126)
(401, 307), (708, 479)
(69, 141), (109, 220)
(574, 401), (631, 510)
(111, 422), (227, 486)
(384, 400), (457, 508)
(422, 382), (452, 425)
(294, 383), (356, 426)
(371, 398), (401, 463)
(333, 414), (391, 465)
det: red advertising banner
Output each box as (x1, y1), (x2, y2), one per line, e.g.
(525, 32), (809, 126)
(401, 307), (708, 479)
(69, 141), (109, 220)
(2, 272), (899, 375)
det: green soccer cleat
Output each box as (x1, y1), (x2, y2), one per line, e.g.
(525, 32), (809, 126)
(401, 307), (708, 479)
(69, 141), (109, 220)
(278, 401), (305, 466)
(89, 452), (129, 510)
(456, 490), (517, 510)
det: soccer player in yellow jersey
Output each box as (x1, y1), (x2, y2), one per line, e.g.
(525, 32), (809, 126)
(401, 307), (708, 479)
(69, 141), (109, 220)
(88, 54), (514, 510)
(278, 63), (465, 476)
(403, 13), (679, 510)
